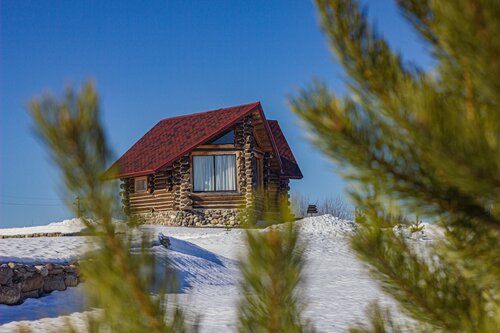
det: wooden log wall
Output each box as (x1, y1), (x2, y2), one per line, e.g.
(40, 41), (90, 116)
(243, 116), (255, 209)
(190, 194), (245, 209)
(266, 173), (282, 213)
(122, 167), (176, 214)
(262, 153), (271, 213)
(235, 118), (247, 196)
(120, 178), (132, 214)
(279, 178), (291, 213)
(129, 191), (174, 213)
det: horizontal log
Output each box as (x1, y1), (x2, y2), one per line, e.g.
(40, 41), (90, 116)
(129, 199), (175, 205)
(130, 203), (173, 209)
(129, 192), (173, 198)
(192, 204), (243, 209)
(193, 201), (245, 207)
(130, 207), (172, 213)
(130, 199), (174, 206)
(130, 202), (175, 208)
(190, 194), (244, 202)
(129, 197), (173, 203)
(129, 200), (174, 207)
(130, 201), (173, 207)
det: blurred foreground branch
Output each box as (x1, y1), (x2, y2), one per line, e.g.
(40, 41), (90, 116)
(30, 82), (191, 332)
(292, 0), (500, 331)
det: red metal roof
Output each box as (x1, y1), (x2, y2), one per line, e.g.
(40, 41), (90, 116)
(112, 102), (302, 179)
(267, 120), (303, 179)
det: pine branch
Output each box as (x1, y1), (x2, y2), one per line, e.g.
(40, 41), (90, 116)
(29, 82), (192, 333)
(294, 0), (500, 331)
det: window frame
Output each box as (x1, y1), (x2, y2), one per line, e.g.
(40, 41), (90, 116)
(134, 176), (148, 193)
(192, 153), (238, 193)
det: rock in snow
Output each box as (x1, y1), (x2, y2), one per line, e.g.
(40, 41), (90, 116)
(158, 233), (171, 248)
(0, 266), (13, 285)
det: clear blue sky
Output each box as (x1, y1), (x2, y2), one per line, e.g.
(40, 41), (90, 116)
(0, 0), (431, 227)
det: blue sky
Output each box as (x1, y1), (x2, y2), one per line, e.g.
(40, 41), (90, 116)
(0, 1), (431, 227)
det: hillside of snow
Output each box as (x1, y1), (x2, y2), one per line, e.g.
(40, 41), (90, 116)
(0, 218), (87, 236)
(0, 215), (440, 332)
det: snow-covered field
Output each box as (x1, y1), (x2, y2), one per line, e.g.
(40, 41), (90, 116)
(0, 215), (438, 332)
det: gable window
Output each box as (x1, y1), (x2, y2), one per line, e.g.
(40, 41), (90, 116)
(193, 155), (236, 191)
(209, 130), (234, 145)
(135, 176), (147, 192)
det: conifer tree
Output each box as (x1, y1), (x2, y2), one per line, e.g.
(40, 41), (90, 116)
(238, 220), (312, 333)
(292, 0), (500, 331)
(30, 82), (192, 333)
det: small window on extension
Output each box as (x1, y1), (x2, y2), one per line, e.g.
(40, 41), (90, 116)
(209, 130), (234, 145)
(135, 177), (147, 192)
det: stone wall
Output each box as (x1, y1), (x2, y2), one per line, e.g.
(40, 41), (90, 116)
(234, 115), (256, 224)
(0, 262), (80, 305)
(0, 232), (82, 239)
(135, 209), (242, 227)
(172, 155), (192, 211)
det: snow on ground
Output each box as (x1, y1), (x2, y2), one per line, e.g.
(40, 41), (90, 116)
(0, 236), (94, 265)
(0, 215), (440, 332)
(0, 218), (87, 236)
(297, 214), (358, 236)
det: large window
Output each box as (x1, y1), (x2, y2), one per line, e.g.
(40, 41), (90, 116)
(193, 155), (236, 191)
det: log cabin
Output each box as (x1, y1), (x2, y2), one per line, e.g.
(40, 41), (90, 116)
(110, 102), (302, 226)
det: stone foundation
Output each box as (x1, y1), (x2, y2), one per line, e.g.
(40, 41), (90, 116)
(0, 262), (81, 305)
(135, 209), (245, 227)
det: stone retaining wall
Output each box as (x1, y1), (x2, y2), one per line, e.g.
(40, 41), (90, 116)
(0, 232), (83, 239)
(0, 262), (80, 305)
(135, 209), (244, 227)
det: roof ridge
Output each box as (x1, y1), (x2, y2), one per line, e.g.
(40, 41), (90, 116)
(158, 101), (261, 123)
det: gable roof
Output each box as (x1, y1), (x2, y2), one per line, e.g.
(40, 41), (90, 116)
(267, 120), (303, 179)
(111, 102), (301, 179)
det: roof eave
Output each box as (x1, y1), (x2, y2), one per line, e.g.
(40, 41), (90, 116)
(117, 169), (156, 179)
(257, 106), (284, 173)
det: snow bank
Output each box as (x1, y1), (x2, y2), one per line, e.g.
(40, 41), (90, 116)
(296, 214), (443, 242)
(0, 218), (87, 236)
(296, 214), (357, 237)
(0, 236), (94, 265)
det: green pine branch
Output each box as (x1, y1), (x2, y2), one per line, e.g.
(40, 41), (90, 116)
(29, 82), (193, 333)
(238, 220), (312, 333)
(292, 0), (500, 331)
